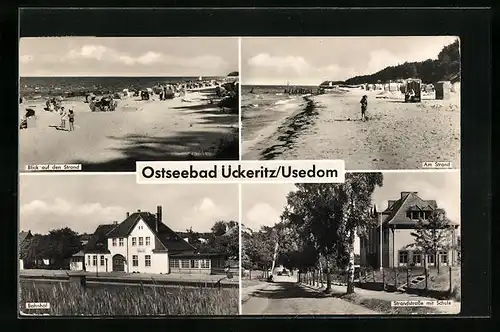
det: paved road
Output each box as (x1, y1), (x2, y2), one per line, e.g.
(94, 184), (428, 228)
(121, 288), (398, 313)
(242, 276), (379, 315)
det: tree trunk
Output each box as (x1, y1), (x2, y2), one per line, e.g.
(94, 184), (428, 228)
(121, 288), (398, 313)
(346, 229), (356, 294)
(325, 266), (332, 293)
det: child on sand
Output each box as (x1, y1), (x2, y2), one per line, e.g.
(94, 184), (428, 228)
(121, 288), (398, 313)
(60, 107), (67, 129)
(360, 95), (368, 121)
(68, 110), (75, 131)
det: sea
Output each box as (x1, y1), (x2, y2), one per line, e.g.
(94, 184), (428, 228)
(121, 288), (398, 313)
(241, 85), (316, 141)
(19, 76), (223, 99)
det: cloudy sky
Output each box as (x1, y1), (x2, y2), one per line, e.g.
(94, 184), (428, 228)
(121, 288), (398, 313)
(19, 174), (238, 234)
(19, 37), (238, 77)
(242, 171), (461, 254)
(241, 36), (459, 85)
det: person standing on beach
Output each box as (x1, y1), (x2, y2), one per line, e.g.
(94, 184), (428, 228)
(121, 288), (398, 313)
(59, 107), (67, 129)
(68, 109), (75, 131)
(360, 95), (368, 121)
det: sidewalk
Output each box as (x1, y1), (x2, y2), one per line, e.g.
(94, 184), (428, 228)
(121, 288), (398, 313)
(20, 269), (238, 284)
(241, 281), (272, 303)
(300, 281), (460, 314)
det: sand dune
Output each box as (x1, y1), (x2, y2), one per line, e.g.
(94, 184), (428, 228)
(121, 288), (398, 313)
(19, 96), (238, 171)
(242, 90), (460, 170)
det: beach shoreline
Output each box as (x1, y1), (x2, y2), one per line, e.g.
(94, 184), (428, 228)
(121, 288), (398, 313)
(242, 96), (315, 160)
(19, 95), (238, 171)
(241, 89), (460, 169)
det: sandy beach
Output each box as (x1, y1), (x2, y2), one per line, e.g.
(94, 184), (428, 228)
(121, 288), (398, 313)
(242, 89), (460, 170)
(19, 94), (238, 171)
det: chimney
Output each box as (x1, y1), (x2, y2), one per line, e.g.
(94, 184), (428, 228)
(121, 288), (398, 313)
(387, 200), (395, 209)
(113, 221), (118, 225)
(126, 212), (130, 218)
(156, 205), (162, 232)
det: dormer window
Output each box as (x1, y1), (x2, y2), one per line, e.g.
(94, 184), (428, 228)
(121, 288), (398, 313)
(407, 211), (431, 220)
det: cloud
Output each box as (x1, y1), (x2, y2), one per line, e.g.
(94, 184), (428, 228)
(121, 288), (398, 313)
(245, 202), (281, 231)
(245, 53), (358, 84)
(181, 197), (233, 232)
(248, 53), (312, 74)
(50, 44), (228, 69)
(364, 49), (403, 75)
(20, 198), (126, 233)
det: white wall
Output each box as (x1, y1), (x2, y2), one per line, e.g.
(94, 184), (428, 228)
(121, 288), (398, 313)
(126, 217), (169, 274)
(70, 261), (83, 271)
(393, 228), (456, 267)
(85, 253), (112, 272)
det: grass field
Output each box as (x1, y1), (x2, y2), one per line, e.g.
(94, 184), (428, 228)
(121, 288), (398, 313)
(19, 280), (238, 316)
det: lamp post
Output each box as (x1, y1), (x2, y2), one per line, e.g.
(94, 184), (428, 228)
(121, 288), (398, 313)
(379, 207), (383, 271)
(96, 259), (98, 277)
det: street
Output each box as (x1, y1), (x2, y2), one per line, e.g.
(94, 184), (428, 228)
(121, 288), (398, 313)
(242, 275), (379, 315)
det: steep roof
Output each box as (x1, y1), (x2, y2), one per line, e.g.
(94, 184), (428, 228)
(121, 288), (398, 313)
(105, 212), (195, 252)
(84, 224), (117, 254)
(381, 192), (457, 226)
(19, 231), (33, 244)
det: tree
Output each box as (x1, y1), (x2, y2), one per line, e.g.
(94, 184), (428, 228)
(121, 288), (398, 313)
(410, 209), (455, 274)
(281, 173), (383, 294)
(185, 227), (202, 247)
(45, 227), (82, 266)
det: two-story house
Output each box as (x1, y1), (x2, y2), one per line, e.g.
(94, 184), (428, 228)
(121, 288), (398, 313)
(360, 192), (459, 269)
(70, 206), (228, 275)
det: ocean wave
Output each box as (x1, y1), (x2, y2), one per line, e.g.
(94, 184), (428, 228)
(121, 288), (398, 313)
(274, 99), (291, 105)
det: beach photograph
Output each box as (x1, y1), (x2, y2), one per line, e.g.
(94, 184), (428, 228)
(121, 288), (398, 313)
(19, 37), (239, 172)
(241, 37), (460, 170)
(241, 171), (461, 315)
(18, 174), (240, 316)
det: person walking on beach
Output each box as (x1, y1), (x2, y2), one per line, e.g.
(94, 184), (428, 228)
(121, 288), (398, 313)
(68, 109), (75, 131)
(59, 107), (67, 129)
(360, 95), (368, 121)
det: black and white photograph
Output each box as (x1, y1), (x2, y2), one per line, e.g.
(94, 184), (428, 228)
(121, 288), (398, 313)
(241, 171), (461, 315)
(241, 37), (460, 170)
(18, 174), (239, 316)
(19, 37), (239, 172)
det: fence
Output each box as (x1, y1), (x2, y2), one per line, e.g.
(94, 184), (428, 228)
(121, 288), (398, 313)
(297, 266), (460, 299)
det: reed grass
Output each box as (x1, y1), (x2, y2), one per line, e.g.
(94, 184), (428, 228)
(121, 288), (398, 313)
(19, 281), (238, 316)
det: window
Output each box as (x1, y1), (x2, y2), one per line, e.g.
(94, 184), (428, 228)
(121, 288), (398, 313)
(100, 255), (105, 266)
(181, 260), (190, 268)
(132, 255), (138, 267)
(145, 255), (151, 267)
(406, 211), (412, 219)
(190, 260), (199, 268)
(146, 237), (150, 246)
(92, 255), (97, 266)
(413, 252), (421, 264)
(200, 259), (210, 269)
(440, 251), (448, 264)
(119, 238), (124, 247)
(427, 254), (435, 264)
(87, 256), (90, 266)
(169, 259), (180, 268)
(139, 237), (144, 246)
(112, 238), (117, 246)
(132, 237), (136, 246)
(399, 251), (408, 264)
